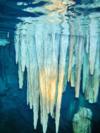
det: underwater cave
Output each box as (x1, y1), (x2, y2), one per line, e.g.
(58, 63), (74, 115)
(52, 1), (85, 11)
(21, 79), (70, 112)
(0, 0), (100, 133)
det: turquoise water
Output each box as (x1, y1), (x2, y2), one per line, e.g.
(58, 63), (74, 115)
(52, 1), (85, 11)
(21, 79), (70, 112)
(0, 0), (100, 133)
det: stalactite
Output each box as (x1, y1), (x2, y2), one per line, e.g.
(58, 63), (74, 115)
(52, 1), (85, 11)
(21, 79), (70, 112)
(75, 36), (84, 97)
(14, 5), (100, 133)
(84, 37), (100, 103)
(89, 19), (98, 75)
(82, 16), (100, 103)
(14, 16), (70, 133)
(55, 22), (69, 133)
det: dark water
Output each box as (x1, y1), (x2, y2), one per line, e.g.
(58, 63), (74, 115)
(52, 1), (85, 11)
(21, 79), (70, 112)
(0, 0), (100, 133)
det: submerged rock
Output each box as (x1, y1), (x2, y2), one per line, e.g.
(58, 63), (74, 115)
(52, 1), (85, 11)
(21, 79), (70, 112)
(73, 107), (92, 133)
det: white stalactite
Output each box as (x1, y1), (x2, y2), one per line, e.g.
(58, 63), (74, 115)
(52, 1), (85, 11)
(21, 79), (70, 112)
(14, 10), (100, 133)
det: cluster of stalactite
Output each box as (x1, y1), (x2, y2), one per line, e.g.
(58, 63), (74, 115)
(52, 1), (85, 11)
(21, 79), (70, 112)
(14, 16), (69, 133)
(68, 15), (100, 103)
(14, 11), (100, 133)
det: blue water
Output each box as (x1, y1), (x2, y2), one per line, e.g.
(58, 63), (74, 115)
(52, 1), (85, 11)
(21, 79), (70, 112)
(0, 0), (100, 133)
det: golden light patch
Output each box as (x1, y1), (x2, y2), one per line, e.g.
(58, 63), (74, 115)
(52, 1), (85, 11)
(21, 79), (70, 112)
(44, 1), (67, 13)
